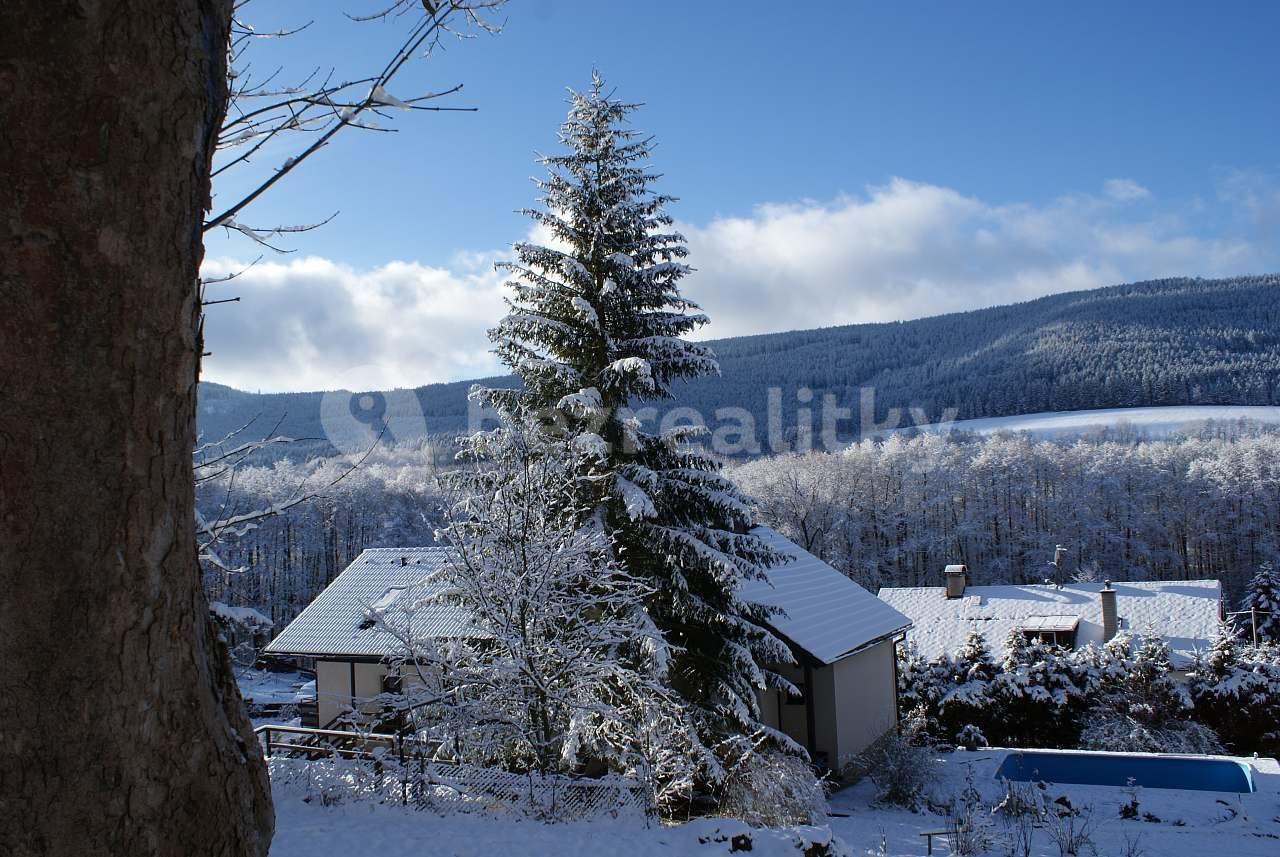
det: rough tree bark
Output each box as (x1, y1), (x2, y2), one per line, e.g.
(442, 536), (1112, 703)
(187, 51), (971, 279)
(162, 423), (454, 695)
(0, 2), (273, 855)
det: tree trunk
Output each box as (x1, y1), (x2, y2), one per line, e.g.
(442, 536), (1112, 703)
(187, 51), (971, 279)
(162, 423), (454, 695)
(0, 2), (273, 855)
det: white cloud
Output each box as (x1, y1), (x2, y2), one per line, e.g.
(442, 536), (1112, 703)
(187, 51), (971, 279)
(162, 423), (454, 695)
(202, 178), (1274, 392)
(201, 256), (507, 392)
(1103, 178), (1151, 202)
(680, 178), (1265, 339)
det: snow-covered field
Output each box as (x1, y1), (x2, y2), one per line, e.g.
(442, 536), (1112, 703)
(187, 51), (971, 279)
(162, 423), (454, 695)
(894, 405), (1280, 440)
(267, 748), (1280, 856)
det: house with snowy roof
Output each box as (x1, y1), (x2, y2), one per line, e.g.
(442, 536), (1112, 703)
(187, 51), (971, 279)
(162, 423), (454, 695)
(878, 565), (1224, 672)
(264, 525), (912, 768)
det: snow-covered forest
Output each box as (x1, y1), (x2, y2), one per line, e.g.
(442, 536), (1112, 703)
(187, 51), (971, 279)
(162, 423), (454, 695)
(731, 425), (1280, 598)
(203, 423), (1280, 632)
(198, 442), (447, 628)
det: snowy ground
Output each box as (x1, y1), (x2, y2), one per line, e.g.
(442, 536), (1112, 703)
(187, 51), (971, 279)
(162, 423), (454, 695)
(827, 748), (1280, 856)
(237, 667), (313, 706)
(237, 667), (312, 728)
(887, 405), (1280, 440)
(266, 748), (1280, 856)
(272, 801), (838, 857)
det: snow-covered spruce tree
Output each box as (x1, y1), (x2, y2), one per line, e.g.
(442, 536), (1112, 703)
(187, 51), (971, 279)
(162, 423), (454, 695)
(985, 634), (1091, 748)
(937, 630), (996, 739)
(485, 72), (802, 794)
(1240, 563), (1280, 644)
(370, 407), (704, 807)
(1187, 623), (1280, 756)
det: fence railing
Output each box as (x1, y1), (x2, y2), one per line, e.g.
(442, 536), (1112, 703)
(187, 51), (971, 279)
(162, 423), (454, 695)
(255, 723), (652, 820)
(253, 723), (441, 761)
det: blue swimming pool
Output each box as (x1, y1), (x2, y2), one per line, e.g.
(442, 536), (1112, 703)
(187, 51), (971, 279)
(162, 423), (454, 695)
(995, 750), (1256, 793)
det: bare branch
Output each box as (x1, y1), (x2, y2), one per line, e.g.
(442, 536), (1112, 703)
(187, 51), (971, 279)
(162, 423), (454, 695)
(207, 2), (505, 237)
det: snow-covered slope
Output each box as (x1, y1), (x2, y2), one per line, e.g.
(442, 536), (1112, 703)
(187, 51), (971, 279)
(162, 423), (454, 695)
(897, 405), (1280, 440)
(199, 274), (1280, 458)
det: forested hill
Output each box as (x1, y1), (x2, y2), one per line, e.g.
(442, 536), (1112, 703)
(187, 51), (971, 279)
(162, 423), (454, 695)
(198, 274), (1280, 455)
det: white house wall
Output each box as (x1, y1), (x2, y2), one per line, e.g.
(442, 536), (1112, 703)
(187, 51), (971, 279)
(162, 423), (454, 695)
(829, 640), (898, 765)
(315, 659), (388, 727)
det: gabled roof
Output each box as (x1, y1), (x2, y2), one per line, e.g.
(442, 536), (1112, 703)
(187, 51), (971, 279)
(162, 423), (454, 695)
(877, 579), (1223, 668)
(267, 529), (913, 665)
(742, 526), (912, 665)
(264, 547), (471, 657)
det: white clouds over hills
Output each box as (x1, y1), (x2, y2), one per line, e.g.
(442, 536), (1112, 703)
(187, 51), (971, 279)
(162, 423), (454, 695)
(202, 177), (1277, 393)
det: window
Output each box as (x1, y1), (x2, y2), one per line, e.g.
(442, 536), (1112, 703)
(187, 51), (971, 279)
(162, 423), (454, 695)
(1021, 628), (1078, 648)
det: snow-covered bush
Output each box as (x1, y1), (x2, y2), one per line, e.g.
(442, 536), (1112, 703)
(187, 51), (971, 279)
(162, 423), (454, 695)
(955, 724), (989, 751)
(938, 632), (997, 739)
(1187, 626), (1280, 756)
(942, 771), (992, 856)
(896, 644), (956, 738)
(718, 752), (827, 827)
(1079, 634), (1221, 754)
(1079, 711), (1222, 755)
(854, 718), (938, 809)
(982, 633), (1093, 748)
(1041, 796), (1098, 857)
(894, 628), (1246, 753)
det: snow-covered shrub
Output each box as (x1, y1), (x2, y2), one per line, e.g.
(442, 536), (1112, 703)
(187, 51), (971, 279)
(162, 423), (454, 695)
(1187, 626), (1280, 756)
(898, 625), (1251, 753)
(983, 633), (1092, 748)
(718, 752), (827, 827)
(1080, 711), (1221, 755)
(1000, 808), (1037, 857)
(268, 754), (397, 807)
(896, 644), (956, 739)
(956, 724), (989, 751)
(995, 782), (1057, 857)
(1041, 797), (1098, 857)
(942, 771), (992, 856)
(1079, 634), (1221, 754)
(938, 632), (998, 739)
(855, 719), (938, 809)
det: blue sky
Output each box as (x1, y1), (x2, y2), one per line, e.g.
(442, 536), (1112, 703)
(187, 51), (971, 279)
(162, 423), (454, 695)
(204, 0), (1280, 392)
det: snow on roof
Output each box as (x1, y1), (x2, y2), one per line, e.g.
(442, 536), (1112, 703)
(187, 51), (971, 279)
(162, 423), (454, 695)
(264, 548), (472, 657)
(742, 526), (912, 665)
(269, 529), (912, 665)
(877, 579), (1223, 667)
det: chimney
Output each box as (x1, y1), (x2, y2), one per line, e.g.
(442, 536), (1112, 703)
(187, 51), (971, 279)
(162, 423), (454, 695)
(1100, 580), (1118, 641)
(945, 564), (968, 599)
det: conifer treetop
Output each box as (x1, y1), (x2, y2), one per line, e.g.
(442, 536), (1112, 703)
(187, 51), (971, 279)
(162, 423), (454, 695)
(491, 71), (717, 417)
